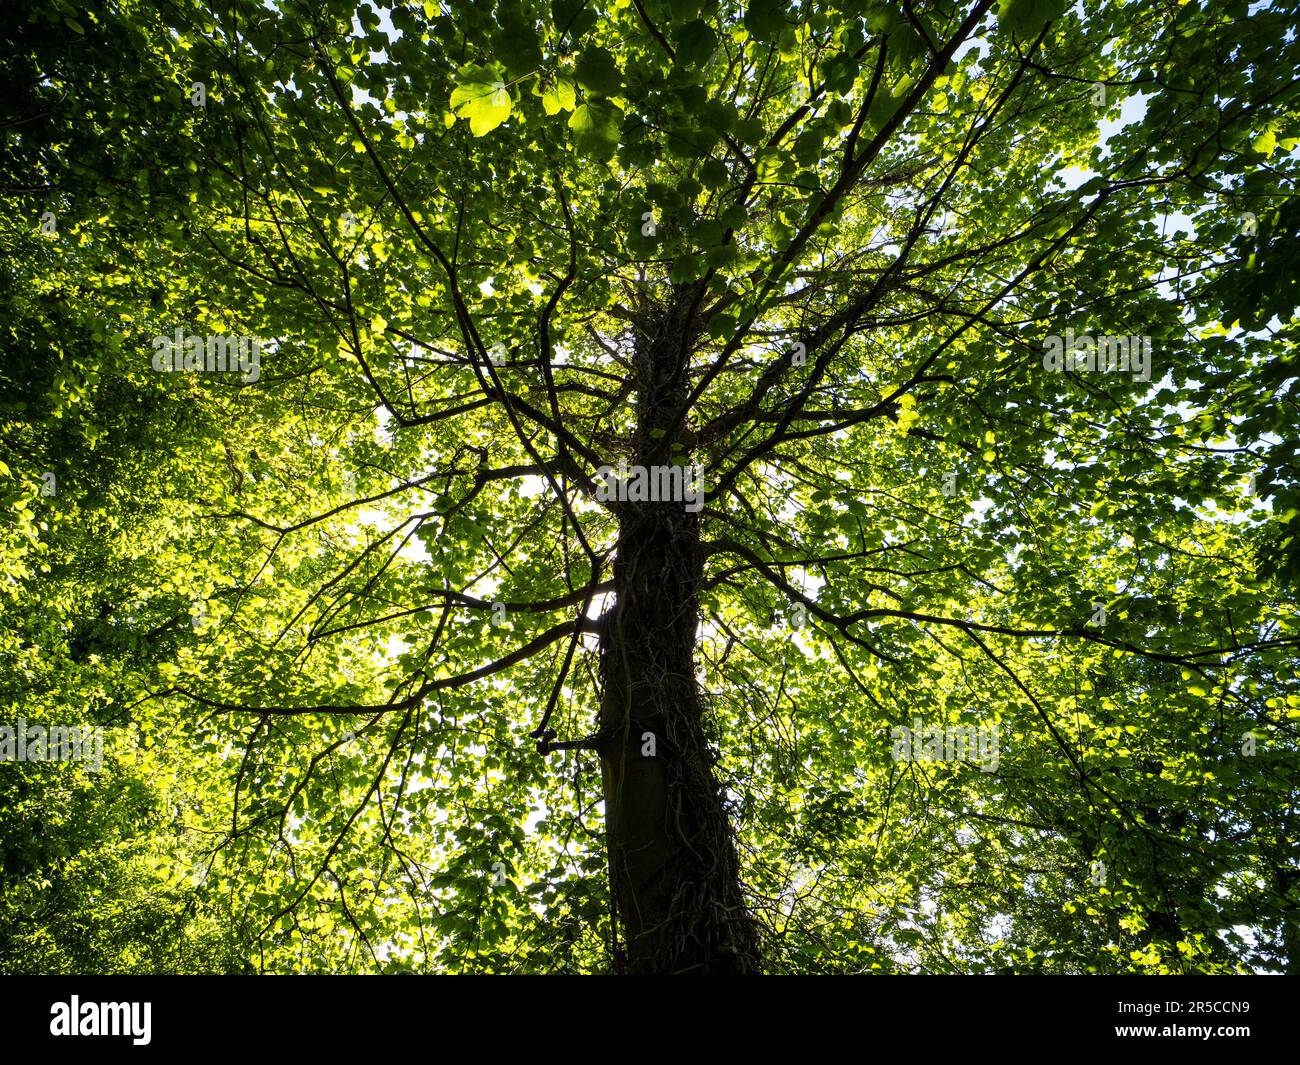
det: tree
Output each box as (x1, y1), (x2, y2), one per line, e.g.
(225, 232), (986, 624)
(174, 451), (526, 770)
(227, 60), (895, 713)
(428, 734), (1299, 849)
(3, 0), (1297, 974)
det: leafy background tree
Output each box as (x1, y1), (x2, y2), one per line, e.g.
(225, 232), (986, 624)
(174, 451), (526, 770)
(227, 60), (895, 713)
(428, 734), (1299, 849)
(2, 0), (1297, 973)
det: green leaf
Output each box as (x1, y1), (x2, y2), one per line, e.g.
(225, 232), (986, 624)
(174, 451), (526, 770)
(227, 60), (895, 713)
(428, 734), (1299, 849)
(996, 0), (1067, 37)
(541, 77), (577, 116)
(719, 202), (747, 229)
(450, 63), (513, 135)
(673, 19), (718, 69)
(568, 99), (623, 159)
(552, 0), (598, 38)
(706, 312), (737, 339)
(574, 47), (621, 96)
(700, 157), (729, 189)
(495, 20), (543, 77)
(743, 0), (785, 42)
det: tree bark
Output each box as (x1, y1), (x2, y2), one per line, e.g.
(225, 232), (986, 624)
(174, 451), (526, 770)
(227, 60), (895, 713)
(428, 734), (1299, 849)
(596, 291), (759, 974)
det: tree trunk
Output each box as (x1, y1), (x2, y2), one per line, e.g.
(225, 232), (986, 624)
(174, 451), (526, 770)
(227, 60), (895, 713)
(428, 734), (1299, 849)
(596, 292), (759, 974)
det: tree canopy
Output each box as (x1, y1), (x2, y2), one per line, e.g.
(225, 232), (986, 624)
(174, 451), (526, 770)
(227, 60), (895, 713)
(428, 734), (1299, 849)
(1, 0), (1298, 974)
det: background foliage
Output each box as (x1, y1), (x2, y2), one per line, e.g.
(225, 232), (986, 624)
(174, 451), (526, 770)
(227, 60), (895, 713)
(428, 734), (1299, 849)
(2, 0), (1297, 973)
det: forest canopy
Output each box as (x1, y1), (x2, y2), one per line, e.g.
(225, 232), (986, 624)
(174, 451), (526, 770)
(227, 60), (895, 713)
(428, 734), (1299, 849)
(1, 0), (1297, 975)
